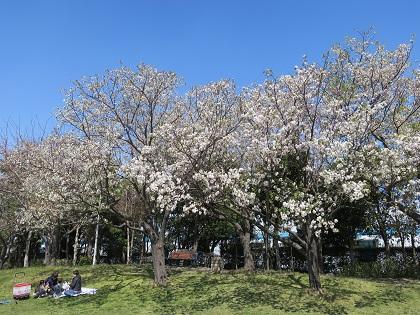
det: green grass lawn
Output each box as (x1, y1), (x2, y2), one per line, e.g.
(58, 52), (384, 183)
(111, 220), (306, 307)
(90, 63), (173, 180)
(0, 264), (419, 315)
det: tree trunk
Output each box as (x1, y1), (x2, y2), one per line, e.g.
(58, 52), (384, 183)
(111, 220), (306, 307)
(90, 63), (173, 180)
(317, 238), (324, 274)
(151, 238), (167, 286)
(65, 233), (70, 261)
(92, 214), (100, 266)
(411, 232), (418, 266)
(126, 224), (130, 265)
(349, 239), (356, 264)
(23, 230), (32, 268)
(399, 232), (406, 261)
(0, 239), (7, 269)
(87, 240), (92, 258)
(380, 231), (391, 258)
(140, 233), (145, 264)
(0, 235), (13, 269)
(56, 224), (61, 260)
(130, 229), (135, 262)
(234, 240), (238, 269)
(385, 240), (391, 258)
(192, 218), (199, 254)
(237, 221), (254, 272)
(273, 237), (281, 271)
(306, 228), (322, 292)
(273, 220), (282, 271)
(379, 224), (391, 258)
(73, 226), (80, 266)
(264, 230), (270, 271)
(43, 235), (51, 265)
(192, 238), (199, 254)
(290, 246), (295, 272)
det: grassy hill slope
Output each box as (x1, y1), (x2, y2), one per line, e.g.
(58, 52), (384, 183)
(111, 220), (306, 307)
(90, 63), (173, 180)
(0, 264), (419, 315)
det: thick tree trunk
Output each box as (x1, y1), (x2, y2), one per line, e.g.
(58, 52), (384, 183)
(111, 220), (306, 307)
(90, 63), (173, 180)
(236, 221), (254, 272)
(380, 230), (390, 258)
(306, 227), (322, 292)
(73, 226), (80, 266)
(46, 227), (60, 265)
(317, 238), (324, 274)
(307, 237), (322, 291)
(273, 220), (282, 271)
(23, 230), (32, 268)
(151, 239), (167, 286)
(92, 215), (100, 266)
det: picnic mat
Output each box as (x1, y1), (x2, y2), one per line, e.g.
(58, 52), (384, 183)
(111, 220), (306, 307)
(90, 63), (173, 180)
(56, 288), (97, 298)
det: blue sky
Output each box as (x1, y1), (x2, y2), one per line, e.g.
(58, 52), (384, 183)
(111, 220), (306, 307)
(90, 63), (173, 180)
(1, 0), (419, 133)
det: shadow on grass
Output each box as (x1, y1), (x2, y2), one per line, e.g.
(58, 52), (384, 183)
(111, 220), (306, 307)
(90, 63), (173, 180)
(42, 266), (416, 315)
(334, 276), (416, 309)
(151, 272), (353, 315)
(353, 286), (405, 308)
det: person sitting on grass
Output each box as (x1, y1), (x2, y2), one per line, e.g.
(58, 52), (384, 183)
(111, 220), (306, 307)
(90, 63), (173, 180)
(45, 271), (61, 296)
(64, 270), (82, 296)
(33, 280), (48, 298)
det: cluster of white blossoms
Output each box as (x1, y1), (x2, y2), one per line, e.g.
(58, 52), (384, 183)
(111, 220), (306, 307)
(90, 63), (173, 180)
(282, 193), (339, 237)
(122, 154), (189, 214)
(341, 181), (369, 202)
(192, 168), (254, 208)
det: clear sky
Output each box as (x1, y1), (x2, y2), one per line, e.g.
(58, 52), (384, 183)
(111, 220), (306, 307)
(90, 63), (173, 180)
(1, 0), (419, 133)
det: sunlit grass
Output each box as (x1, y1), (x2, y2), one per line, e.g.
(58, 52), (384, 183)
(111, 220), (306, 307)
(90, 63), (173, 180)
(0, 264), (419, 314)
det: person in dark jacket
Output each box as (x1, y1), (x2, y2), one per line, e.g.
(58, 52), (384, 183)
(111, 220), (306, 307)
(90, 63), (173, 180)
(45, 271), (61, 296)
(64, 270), (82, 296)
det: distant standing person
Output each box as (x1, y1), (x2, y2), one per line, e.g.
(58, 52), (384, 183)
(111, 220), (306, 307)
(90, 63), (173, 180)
(211, 244), (223, 273)
(64, 270), (82, 296)
(213, 244), (221, 257)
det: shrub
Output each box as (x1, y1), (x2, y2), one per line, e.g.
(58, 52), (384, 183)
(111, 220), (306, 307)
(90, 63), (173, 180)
(341, 253), (420, 279)
(78, 256), (92, 266)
